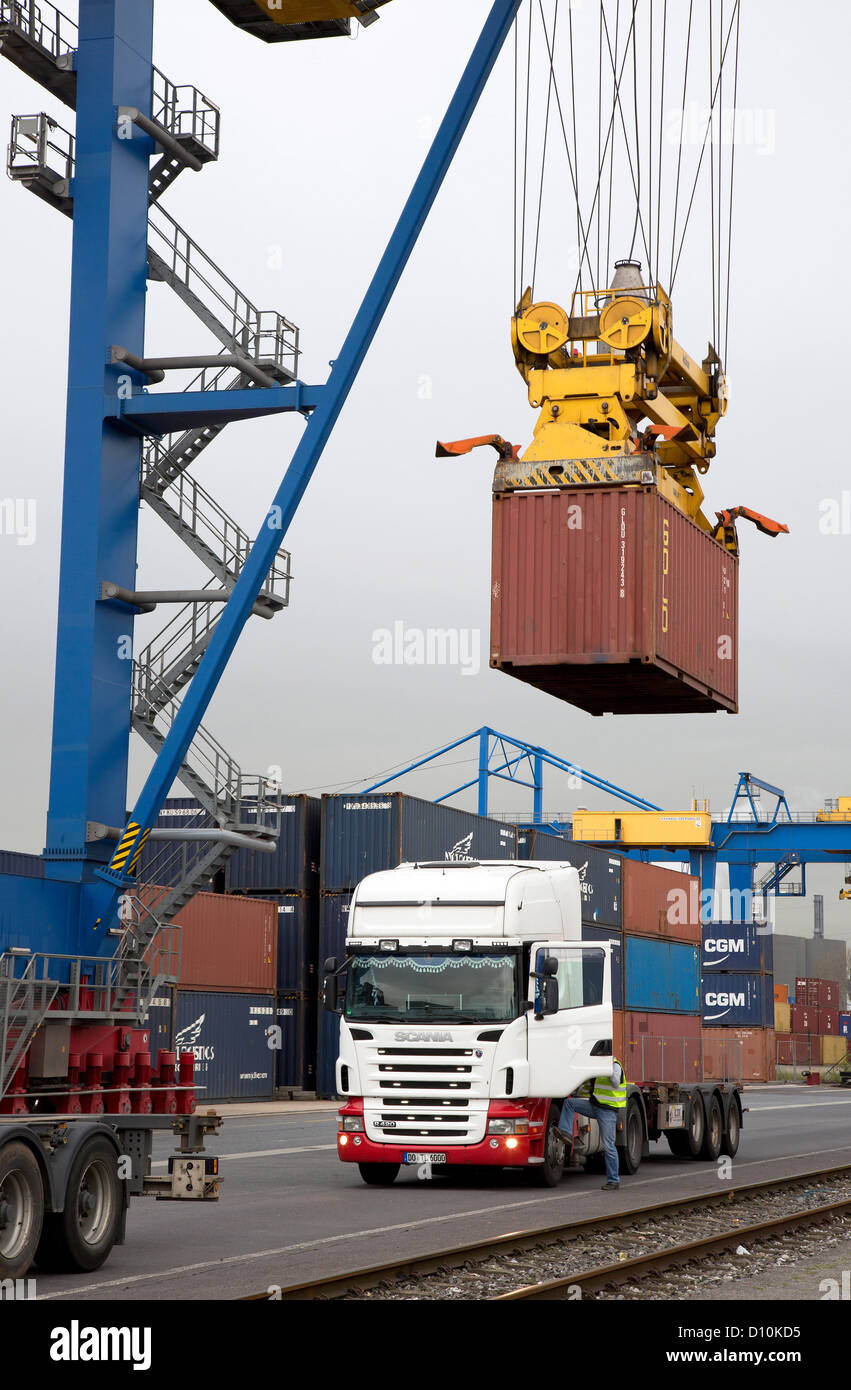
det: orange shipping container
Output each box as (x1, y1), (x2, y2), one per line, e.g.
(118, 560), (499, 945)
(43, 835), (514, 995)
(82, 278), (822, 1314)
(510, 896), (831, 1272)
(701, 1027), (775, 1082)
(774, 983), (788, 1003)
(139, 888), (277, 993)
(622, 861), (701, 944)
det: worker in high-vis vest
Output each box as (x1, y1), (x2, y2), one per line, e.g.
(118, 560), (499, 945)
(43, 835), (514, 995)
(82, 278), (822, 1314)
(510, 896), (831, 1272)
(556, 1060), (627, 1189)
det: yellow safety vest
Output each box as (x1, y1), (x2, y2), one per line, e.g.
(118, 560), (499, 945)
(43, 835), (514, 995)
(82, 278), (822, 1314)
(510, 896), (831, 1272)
(583, 1059), (627, 1110)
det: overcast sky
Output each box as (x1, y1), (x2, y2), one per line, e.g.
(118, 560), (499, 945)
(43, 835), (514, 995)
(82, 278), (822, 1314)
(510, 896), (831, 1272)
(1, 0), (849, 946)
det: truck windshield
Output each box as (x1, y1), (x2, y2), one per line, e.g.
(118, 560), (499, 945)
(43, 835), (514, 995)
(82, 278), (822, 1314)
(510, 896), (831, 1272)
(346, 952), (519, 1023)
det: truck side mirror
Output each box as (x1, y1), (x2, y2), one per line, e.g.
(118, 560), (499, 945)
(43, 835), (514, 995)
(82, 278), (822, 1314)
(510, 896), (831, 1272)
(539, 978), (559, 1016)
(323, 957), (340, 1015)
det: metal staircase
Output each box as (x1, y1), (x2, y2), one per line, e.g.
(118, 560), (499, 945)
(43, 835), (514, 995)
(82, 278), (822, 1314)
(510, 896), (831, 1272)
(5, 10), (296, 947)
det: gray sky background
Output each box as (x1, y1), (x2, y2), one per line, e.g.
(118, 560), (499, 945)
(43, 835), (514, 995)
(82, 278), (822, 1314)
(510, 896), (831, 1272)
(1, 0), (849, 948)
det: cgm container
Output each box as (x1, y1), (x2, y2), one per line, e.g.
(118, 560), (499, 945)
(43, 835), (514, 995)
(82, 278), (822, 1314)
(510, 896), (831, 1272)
(274, 994), (317, 1092)
(622, 862), (700, 944)
(581, 924), (623, 1009)
(701, 922), (774, 974)
(701, 973), (773, 1028)
(700, 1027), (775, 1082)
(0, 850), (44, 879)
(490, 485), (739, 715)
(320, 793), (517, 894)
(620, 1011), (701, 1082)
(624, 937), (700, 1014)
(226, 795), (320, 895)
(518, 830), (622, 927)
(139, 888), (277, 993)
(174, 990), (276, 1102)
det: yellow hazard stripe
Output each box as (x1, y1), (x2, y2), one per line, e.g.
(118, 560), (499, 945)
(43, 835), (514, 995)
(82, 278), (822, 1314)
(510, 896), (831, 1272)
(127, 828), (150, 875)
(110, 823), (140, 872)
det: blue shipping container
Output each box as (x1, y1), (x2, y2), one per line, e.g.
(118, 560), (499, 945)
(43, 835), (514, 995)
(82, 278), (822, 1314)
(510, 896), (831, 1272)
(242, 895), (318, 993)
(700, 973), (774, 1027)
(141, 988), (174, 1058)
(320, 794), (517, 893)
(701, 923), (774, 974)
(0, 850), (44, 879)
(274, 994), (317, 1092)
(518, 829), (622, 928)
(581, 924), (624, 1010)
(625, 937), (700, 1014)
(227, 796), (320, 895)
(317, 897), (351, 1096)
(174, 991), (276, 1102)
(317, 1006), (341, 1100)
(839, 1013), (850, 1038)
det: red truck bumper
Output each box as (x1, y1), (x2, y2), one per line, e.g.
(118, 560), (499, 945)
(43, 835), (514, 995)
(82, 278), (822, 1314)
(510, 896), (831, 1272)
(336, 1097), (551, 1167)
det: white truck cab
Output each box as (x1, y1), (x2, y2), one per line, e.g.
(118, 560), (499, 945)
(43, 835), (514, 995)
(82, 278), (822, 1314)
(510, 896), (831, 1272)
(324, 860), (616, 1185)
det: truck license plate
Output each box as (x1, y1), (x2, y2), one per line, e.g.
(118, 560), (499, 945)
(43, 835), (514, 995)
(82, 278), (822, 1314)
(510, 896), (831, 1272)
(403, 1152), (446, 1164)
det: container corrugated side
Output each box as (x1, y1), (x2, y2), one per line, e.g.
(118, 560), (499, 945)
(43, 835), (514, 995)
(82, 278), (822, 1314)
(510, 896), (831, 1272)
(226, 795), (320, 894)
(320, 793), (517, 894)
(174, 990), (276, 1101)
(701, 922), (774, 973)
(139, 888), (277, 993)
(624, 937), (700, 1014)
(700, 1027), (775, 1082)
(274, 994), (317, 1092)
(518, 830), (622, 928)
(263, 895), (318, 994)
(622, 861), (700, 944)
(490, 486), (738, 715)
(0, 850), (45, 879)
(620, 1011), (702, 1082)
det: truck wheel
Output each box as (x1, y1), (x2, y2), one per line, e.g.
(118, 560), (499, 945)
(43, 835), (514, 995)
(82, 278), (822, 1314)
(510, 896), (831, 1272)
(700, 1094), (723, 1162)
(358, 1163), (400, 1186)
(36, 1137), (122, 1273)
(0, 1142), (44, 1279)
(534, 1105), (566, 1187)
(667, 1093), (705, 1160)
(618, 1100), (644, 1175)
(721, 1098), (741, 1157)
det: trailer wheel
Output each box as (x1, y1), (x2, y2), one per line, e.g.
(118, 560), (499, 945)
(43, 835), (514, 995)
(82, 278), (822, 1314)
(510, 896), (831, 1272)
(721, 1097), (741, 1158)
(533, 1105), (567, 1186)
(36, 1137), (122, 1273)
(667, 1093), (705, 1159)
(618, 1100), (644, 1175)
(358, 1163), (400, 1186)
(700, 1094), (723, 1162)
(0, 1142), (44, 1280)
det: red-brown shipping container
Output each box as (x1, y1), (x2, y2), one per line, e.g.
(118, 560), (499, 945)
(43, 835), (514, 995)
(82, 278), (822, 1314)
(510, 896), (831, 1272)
(819, 1009), (840, 1035)
(790, 1004), (814, 1034)
(790, 1033), (813, 1064)
(622, 861), (701, 944)
(775, 1034), (792, 1066)
(138, 888), (277, 993)
(818, 981), (839, 1009)
(621, 1011), (702, 1083)
(701, 1027), (775, 1082)
(490, 486), (739, 715)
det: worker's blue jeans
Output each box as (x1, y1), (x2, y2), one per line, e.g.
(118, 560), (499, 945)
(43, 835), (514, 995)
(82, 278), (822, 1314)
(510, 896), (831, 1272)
(558, 1097), (620, 1185)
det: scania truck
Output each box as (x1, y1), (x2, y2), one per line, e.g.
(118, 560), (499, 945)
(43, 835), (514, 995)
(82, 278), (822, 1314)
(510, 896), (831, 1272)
(323, 861), (743, 1184)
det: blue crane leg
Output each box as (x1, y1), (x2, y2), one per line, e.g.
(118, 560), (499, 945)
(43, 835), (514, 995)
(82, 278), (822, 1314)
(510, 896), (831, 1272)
(45, 0), (154, 891)
(81, 0), (523, 944)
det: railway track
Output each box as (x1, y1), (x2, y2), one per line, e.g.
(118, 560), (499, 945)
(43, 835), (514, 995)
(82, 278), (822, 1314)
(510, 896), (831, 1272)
(247, 1163), (851, 1301)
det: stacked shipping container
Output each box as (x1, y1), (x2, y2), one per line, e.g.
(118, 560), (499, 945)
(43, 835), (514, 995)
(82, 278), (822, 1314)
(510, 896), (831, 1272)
(775, 977), (849, 1070)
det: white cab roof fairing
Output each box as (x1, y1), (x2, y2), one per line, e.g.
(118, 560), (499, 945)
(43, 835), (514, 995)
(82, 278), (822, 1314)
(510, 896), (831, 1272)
(347, 861), (582, 942)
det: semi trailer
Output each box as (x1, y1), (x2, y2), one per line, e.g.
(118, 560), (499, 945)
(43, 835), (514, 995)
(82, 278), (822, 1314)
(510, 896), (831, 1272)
(323, 861), (743, 1185)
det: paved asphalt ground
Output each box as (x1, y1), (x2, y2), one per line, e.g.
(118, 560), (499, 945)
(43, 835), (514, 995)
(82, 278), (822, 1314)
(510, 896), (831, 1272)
(34, 1086), (851, 1301)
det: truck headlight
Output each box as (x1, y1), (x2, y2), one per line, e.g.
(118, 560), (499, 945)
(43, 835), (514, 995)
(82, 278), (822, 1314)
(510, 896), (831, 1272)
(487, 1118), (529, 1136)
(339, 1116), (365, 1133)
